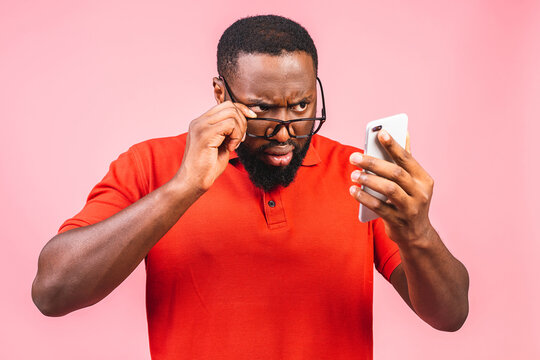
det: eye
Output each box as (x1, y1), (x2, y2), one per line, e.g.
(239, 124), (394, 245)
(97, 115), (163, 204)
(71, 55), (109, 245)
(291, 101), (309, 112)
(249, 104), (271, 113)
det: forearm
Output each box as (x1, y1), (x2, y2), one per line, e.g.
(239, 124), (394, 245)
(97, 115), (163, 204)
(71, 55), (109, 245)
(32, 177), (202, 316)
(397, 226), (469, 331)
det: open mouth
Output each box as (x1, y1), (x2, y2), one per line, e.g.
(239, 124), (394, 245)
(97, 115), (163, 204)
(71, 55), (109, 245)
(261, 145), (294, 167)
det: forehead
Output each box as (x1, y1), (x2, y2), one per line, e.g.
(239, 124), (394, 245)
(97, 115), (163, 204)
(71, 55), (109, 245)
(231, 51), (316, 100)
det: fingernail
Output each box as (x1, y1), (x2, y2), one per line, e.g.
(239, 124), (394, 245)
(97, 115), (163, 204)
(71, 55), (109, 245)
(349, 185), (358, 196)
(248, 109), (257, 117)
(241, 133), (246, 142)
(351, 170), (361, 181)
(380, 129), (390, 142)
(350, 153), (363, 163)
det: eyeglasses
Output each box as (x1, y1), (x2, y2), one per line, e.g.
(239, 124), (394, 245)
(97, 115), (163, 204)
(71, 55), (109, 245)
(220, 76), (327, 139)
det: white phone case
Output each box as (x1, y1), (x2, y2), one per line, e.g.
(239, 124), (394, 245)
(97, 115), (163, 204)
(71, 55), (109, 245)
(359, 113), (408, 222)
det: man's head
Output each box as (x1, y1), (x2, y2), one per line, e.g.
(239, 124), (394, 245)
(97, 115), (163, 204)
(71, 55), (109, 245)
(217, 15), (318, 81)
(214, 15), (321, 192)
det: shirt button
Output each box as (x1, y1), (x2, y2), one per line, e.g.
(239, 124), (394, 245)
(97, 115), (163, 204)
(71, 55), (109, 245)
(268, 200), (276, 208)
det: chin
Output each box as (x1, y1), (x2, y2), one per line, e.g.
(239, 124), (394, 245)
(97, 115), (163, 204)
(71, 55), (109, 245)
(236, 137), (312, 192)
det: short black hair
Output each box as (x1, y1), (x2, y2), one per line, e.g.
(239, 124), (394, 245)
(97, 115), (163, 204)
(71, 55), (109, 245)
(217, 15), (318, 80)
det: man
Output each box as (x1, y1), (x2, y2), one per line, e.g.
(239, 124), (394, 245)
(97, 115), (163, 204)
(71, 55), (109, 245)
(32, 15), (469, 359)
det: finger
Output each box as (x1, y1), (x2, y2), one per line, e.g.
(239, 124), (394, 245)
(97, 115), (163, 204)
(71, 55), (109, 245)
(208, 117), (243, 151)
(204, 100), (238, 117)
(205, 103), (253, 144)
(204, 101), (253, 124)
(233, 102), (257, 119)
(221, 115), (245, 152)
(233, 103), (256, 142)
(230, 103), (253, 142)
(349, 185), (399, 222)
(376, 129), (418, 171)
(405, 131), (411, 153)
(228, 105), (251, 149)
(351, 170), (409, 208)
(208, 107), (246, 146)
(349, 152), (415, 195)
(378, 129), (432, 182)
(207, 106), (246, 125)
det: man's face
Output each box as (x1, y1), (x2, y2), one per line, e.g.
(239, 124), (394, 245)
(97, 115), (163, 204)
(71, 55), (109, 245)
(214, 51), (318, 191)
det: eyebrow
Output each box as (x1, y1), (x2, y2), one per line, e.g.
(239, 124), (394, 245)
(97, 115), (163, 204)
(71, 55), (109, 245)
(245, 96), (313, 108)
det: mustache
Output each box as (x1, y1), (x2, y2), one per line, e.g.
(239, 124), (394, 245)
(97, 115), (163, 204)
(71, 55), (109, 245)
(258, 139), (300, 152)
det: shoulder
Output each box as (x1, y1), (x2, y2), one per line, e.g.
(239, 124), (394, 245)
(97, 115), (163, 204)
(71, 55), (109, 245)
(311, 134), (363, 164)
(122, 133), (188, 190)
(125, 133), (188, 169)
(129, 133), (188, 158)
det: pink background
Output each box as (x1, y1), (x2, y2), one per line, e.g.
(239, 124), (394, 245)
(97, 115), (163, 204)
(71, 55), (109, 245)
(1, 0), (539, 358)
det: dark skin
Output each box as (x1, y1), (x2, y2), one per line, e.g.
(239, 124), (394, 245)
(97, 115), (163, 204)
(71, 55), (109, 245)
(349, 133), (469, 331)
(215, 52), (316, 162)
(32, 51), (468, 332)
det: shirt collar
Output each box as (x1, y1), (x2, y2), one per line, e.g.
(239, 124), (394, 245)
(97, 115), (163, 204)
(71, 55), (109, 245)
(228, 137), (321, 166)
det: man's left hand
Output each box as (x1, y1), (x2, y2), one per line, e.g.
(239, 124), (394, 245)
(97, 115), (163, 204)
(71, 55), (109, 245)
(349, 130), (435, 246)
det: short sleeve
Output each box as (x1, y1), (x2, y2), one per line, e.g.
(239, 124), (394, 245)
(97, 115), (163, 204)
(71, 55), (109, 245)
(372, 217), (402, 281)
(58, 147), (147, 234)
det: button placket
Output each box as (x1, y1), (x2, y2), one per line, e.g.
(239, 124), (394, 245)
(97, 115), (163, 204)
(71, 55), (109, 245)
(262, 189), (287, 229)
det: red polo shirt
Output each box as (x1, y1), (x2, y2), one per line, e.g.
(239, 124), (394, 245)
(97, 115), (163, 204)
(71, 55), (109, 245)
(59, 133), (401, 360)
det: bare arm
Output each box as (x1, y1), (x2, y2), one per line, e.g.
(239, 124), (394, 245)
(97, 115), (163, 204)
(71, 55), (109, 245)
(32, 179), (201, 316)
(389, 233), (469, 331)
(32, 101), (255, 316)
(349, 130), (469, 331)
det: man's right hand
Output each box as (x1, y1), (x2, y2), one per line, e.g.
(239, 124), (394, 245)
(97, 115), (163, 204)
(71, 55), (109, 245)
(32, 101), (256, 317)
(175, 101), (257, 193)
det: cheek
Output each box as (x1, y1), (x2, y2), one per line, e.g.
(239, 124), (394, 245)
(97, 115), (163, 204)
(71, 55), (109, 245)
(242, 137), (266, 153)
(292, 138), (309, 152)
(291, 121), (313, 135)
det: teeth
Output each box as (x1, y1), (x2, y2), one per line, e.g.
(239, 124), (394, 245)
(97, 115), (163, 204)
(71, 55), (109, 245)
(266, 150), (292, 156)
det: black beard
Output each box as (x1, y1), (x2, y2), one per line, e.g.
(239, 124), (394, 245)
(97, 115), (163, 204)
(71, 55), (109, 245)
(236, 136), (312, 192)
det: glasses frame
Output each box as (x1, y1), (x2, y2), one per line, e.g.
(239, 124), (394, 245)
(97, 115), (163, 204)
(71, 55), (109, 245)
(220, 76), (327, 139)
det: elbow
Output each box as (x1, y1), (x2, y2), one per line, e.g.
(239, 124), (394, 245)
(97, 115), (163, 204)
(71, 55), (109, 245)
(431, 305), (469, 332)
(33, 300), (66, 318)
(438, 279), (470, 332)
(433, 317), (467, 332)
(32, 236), (77, 317)
(32, 266), (99, 317)
(32, 276), (70, 317)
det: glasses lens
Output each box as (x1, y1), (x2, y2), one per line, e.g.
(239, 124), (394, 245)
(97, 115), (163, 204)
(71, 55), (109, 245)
(247, 119), (323, 138)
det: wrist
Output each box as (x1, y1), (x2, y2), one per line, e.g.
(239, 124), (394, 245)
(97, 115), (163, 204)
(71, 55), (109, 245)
(393, 221), (437, 251)
(164, 174), (207, 205)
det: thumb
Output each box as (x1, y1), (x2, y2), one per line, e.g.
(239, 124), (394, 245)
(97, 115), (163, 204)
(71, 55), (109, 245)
(405, 131), (411, 154)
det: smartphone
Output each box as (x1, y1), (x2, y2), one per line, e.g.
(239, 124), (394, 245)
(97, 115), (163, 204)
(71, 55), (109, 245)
(359, 113), (408, 223)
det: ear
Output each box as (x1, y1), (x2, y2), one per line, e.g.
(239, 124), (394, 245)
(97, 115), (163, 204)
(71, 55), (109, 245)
(213, 77), (226, 104)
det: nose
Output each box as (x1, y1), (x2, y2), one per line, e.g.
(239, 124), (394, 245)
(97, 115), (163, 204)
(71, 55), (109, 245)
(272, 106), (296, 142)
(268, 123), (292, 143)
